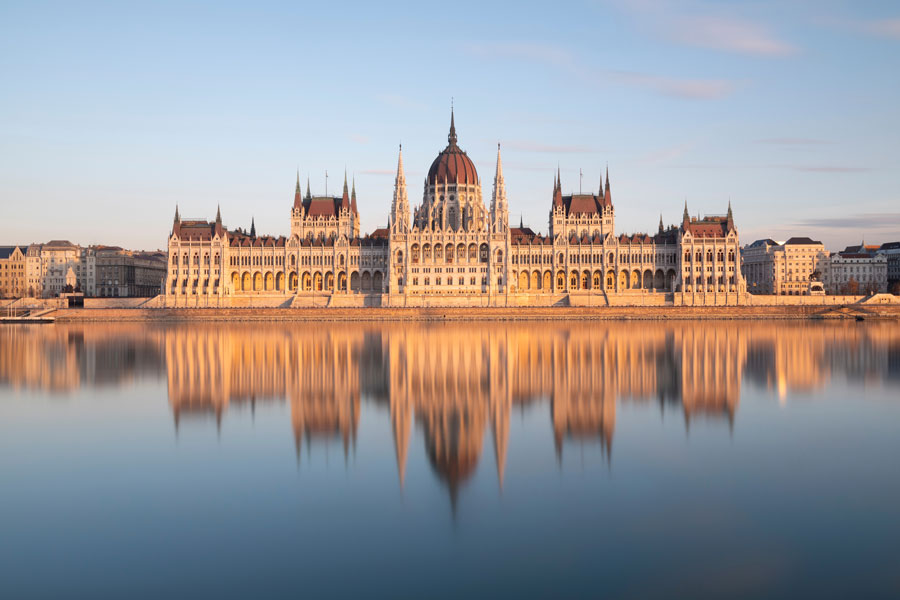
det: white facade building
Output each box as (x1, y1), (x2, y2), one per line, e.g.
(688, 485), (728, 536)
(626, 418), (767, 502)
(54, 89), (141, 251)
(164, 111), (746, 307)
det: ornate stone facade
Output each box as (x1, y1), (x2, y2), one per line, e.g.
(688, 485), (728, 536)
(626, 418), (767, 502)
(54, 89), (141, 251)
(164, 111), (746, 307)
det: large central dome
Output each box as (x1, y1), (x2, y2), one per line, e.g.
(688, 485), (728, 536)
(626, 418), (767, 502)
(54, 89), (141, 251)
(427, 110), (479, 185)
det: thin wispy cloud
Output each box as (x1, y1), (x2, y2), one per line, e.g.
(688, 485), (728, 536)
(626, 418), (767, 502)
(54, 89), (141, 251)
(618, 0), (797, 56)
(858, 18), (900, 39)
(756, 138), (831, 146)
(501, 140), (598, 153)
(778, 165), (871, 173)
(669, 15), (797, 56)
(794, 213), (900, 229)
(823, 16), (900, 40)
(464, 42), (735, 100)
(608, 69), (735, 99)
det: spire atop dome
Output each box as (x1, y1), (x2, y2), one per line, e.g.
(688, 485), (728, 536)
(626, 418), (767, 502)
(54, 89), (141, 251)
(448, 105), (458, 147)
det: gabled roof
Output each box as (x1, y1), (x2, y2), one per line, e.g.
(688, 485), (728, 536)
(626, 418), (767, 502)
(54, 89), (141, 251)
(0, 246), (24, 259)
(747, 238), (778, 248)
(683, 216), (731, 238)
(304, 196), (343, 218)
(562, 193), (611, 216)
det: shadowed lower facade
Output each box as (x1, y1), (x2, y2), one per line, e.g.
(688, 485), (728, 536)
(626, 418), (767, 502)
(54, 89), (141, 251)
(163, 111), (746, 307)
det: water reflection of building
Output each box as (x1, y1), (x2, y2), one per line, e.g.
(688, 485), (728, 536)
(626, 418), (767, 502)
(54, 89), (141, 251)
(0, 324), (164, 392)
(5, 321), (899, 500)
(159, 323), (762, 497)
(165, 326), (361, 454)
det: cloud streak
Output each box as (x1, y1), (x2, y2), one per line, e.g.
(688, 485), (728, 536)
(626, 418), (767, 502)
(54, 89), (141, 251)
(609, 69), (735, 99)
(619, 0), (798, 56)
(793, 213), (900, 229)
(778, 165), (871, 173)
(500, 140), (599, 153)
(756, 138), (831, 146)
(668, 15), (797, 56)
(464, 42), (735, 100)
(859, 18), (900, 39)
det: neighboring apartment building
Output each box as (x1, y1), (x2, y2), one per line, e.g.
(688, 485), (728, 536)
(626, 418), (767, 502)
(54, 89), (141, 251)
(32, 240), (95, 297)
(742, 237), (830, 295)
(23, 241), (165, 298)
(877, 241), (900, 291)
(827, 243), (887, 295)
(0, 246), (26, 298)
(94, 246), (166, 297)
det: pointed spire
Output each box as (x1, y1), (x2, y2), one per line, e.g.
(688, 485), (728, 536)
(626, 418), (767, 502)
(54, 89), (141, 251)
(294, 170), (303, 209)
(350, 176), (358, 214)
(605, 164), (610, 193)
(306, 176), (311, 200)
(216, 204), (222, 224)
(495, 143), (503, 181)
(174, 204), (180, 223)
(341, 169), (350, 210)
(726, 199), (734, 230)
(519, 214), (524, 228)
(396, 144), (405, 182)
(250, 216), (256, 237)
(683, 200), (690, 227)
(659, 213), (664, 233)
(448, 103), (458, 147)
(391, 144), (410, 232)
(553, 169), (563, 207)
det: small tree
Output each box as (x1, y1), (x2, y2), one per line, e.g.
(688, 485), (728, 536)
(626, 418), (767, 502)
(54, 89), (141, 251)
(843, 277), (860, 295)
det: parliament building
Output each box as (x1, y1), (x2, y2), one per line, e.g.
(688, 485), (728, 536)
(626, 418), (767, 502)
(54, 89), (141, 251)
(164, 111), (746, 307)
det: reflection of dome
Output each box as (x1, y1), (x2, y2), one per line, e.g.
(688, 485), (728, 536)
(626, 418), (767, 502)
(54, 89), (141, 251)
(427, 446), (479, 488)
(427, 110), (478, 185)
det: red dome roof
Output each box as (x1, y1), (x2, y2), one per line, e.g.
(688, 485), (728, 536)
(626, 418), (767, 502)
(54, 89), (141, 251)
(427, 110), (479, 185)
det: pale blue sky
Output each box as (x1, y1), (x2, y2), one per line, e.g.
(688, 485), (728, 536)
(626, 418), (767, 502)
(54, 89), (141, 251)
(1, 0), (898, 250)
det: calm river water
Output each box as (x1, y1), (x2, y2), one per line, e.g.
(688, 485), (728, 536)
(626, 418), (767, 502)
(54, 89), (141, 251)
(1, 321), (899, 598)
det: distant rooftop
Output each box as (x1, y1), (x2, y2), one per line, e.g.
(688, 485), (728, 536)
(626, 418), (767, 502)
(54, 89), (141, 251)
(784, 236), (822, 245)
